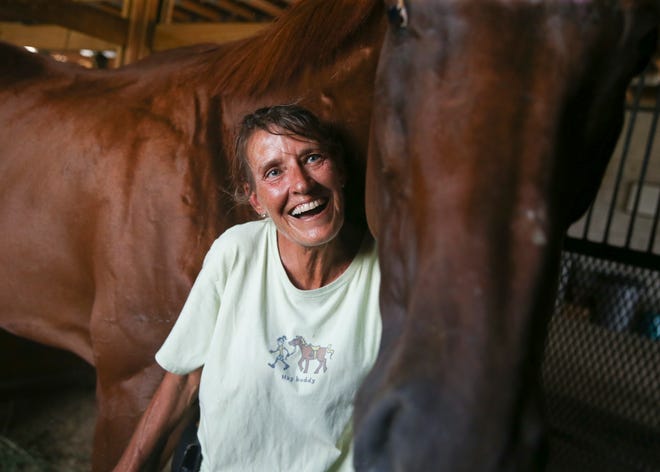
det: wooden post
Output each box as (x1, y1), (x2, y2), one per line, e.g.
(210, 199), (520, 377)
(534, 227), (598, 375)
(159, 0), (175, 24)
(120, 0), (159, 65)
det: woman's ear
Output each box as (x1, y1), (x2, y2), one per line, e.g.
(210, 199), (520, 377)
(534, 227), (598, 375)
(247, 186), (265, 217)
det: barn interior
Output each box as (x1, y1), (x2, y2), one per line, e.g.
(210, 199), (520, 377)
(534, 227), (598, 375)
(0, 1), (658, 471)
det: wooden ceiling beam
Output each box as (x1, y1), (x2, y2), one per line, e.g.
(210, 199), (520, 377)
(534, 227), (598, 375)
(153, 21), (265, 50)
(177, 0), (222, 21)
(211, 0), (257, 21)
(0, 0), (128, 45)
(0, 22), (117, 50)
(172, 9), (192, 22)
(91, 3), (122, 15)
(237, 0), (283, 18)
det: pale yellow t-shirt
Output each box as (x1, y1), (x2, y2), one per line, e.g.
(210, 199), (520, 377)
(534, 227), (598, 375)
(156, 220), (381, 472)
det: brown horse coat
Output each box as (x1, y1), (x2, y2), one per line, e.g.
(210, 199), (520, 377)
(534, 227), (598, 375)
(0, 2), (385, 469)
(357, 1), (659, 470)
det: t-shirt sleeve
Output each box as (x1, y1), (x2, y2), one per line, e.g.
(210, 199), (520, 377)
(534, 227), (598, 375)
(155, 237), (228, 374)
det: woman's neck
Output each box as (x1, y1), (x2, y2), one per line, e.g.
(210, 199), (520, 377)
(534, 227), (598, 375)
(277, 225), (363, 290)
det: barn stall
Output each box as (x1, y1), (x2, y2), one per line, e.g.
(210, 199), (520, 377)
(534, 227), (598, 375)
(543, 65), (660, 471)
(0, 1), (658, 470)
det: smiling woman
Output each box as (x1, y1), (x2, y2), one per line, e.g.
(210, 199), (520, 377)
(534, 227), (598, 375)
(113, 104), (382, 472)
(235, 106), (357, 288)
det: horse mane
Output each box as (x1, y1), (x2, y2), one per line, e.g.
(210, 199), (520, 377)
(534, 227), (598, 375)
(213, 0), (383, 97)
(0, 1), (384, 96)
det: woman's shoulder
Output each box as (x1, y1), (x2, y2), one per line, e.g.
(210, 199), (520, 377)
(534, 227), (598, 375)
(219, 219), (268, 241)
(206, 219), (270, 261)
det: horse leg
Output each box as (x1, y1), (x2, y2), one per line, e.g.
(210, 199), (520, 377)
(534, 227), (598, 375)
(88, 289), (179, 471)
(315, 349), (327, 374)
(93, 361), (165, 472)
(316, 358), (328, 374)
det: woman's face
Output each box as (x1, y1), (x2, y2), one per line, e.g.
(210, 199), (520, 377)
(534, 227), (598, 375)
(245, 129), (346, 248)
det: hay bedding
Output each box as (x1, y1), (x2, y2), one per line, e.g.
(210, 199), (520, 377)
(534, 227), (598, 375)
(0, 383), (95, 472)
(0, 333), (96, 472)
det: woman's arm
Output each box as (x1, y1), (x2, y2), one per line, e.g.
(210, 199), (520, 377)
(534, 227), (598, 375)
(113, 368), (202, 472)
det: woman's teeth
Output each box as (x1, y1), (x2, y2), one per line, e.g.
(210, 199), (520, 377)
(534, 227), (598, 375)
(291, 199), (325, 216)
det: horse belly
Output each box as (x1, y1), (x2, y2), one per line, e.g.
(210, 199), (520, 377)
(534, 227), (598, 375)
(0, 117), (98, 363)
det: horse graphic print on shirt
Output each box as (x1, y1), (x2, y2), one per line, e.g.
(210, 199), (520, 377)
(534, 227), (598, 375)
(268, 335), (335, 376)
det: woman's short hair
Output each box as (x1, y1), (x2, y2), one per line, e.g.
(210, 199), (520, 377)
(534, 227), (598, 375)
(232, 104), (344, 203)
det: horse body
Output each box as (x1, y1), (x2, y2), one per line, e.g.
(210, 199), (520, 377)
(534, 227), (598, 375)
(0, 43), (242, 468)
(356, 1), (659, 470)
(0, 2), (385, 470)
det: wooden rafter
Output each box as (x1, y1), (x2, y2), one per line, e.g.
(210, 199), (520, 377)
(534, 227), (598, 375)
(172, 9), (192, 21)
(0, 0), (128, 44)
(0, 22), (117, 50)
(90, 3), (123, 15)
(153, 21), (264, 50)
(178, 0), (223, 21)
(237, 0), (283, 17)
(211, 0), (257, 20)
(0, 0), (291, 57)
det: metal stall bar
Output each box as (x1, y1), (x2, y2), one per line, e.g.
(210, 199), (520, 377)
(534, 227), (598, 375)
(600, 74), (648, 242)
(624, 84), (660, 249)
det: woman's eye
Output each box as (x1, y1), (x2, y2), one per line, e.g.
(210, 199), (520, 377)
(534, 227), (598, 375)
(305, 153), (323, 164)
(265, 168), (281, 179)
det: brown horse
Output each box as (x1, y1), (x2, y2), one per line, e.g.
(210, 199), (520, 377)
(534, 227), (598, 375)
(355, 1), (660, 471)
(289, 335), (335, 374)
(1, 1), (658, 471)
(0, 1), (385, 470)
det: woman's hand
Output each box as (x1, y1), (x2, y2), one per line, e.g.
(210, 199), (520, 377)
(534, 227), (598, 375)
(113, 368), (202, 472)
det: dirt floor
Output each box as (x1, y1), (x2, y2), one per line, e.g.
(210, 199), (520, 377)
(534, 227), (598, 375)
(0, 333), (96, 472)
(0, 383), (96, 472)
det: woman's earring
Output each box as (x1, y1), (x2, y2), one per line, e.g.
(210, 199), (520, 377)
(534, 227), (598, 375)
(260, 213), (267, 218)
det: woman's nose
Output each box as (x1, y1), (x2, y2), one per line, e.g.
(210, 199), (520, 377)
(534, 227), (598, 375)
(291, 165), (312, 193)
